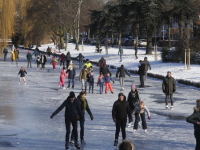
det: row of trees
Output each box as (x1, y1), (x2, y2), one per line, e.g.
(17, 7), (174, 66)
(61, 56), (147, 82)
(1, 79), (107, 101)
(90, 0), (200, 54)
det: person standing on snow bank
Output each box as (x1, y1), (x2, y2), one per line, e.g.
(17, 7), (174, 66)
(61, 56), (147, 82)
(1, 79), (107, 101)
(112, 93), (132, 147)
(26, 51), (32, 68)
(119, 140), (134, 150)
(97, 72), (105, 94)
(18, 66), (27, 85)
(118, 45), (123, 62)
(162, 71), (176, 110)
(58, 67), (68, 89)
(66, 61), (76, 89)
(105, 73), (114, 94)
(116, 65), (131, 91)
(11, 49), (15, 66)
(3, 47), (8, 61)
(50, 92), (83, 149)
(50, 57), (58, 70)
(79, 65), (89, 92)
(138, 60), (145, 87)
(186, 99), (200, 150)
(144, 57), (151, 81)
(132, 101), (151, 132)
(70, 91), (93, 144)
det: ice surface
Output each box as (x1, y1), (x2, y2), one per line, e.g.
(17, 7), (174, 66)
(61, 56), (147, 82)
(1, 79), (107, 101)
(0, 48), (199, 150)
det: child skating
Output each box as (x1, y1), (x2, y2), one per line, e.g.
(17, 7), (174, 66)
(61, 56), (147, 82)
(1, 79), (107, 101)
(105, 73), (114, 94)
(88, 66), (94, 93)
(50, 57), (59, 70)
(36, 56), (41, 69)
(58, 67), (68, 89)
(18, 66), (27, 85)
(97, 72), (105, 94)
(132, 101), (151, 132)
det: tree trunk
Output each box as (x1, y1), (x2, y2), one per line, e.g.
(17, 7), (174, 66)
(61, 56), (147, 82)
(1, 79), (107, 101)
(112, 32), (114, 47)
(88, 28), (90, 42)
(60, 36), (65, 49)
(178, 20), (183, 39)
(76, 0), (82, 51)
(118, 30), (121, 45)
(106, 32), (108, 54)
(146, 28), (153, 54)
(168, 23), (171, 48)
(65, 31), (68, 51)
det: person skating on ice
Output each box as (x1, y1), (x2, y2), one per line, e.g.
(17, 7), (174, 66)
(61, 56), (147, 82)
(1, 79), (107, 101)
(26, 51), (32, 68)
(14, 48), (19, 67)
(97, 72), (105, 94)
(112, 93), (132, 147)
(79, 65), (89, 92)
(138, 60), (145, 87)
(105, 73), (114, 94)
(59, 53), (65, 68)
(3, 47), (8, 61)
(66, 52), (71, 69)
(58, 67), (68, 89)
(41, 53), (47, 70)
(162, 71), (176, 110)
(84, 59), (92, 71)
(36, 56), (41, 69)
(11, 49), (15, 66)
(88, 66), (94, 93)
(127, 84), (141, 127)
(50, 57), (58, 70)
(66, 61), (76, 88)
(75, 53), (85, 69)
(186, 99), (200, 150)
(18, 66), (27, 85)
(70, 91), (93, 145)
(50, 92), (83, 149)
(132, 101), (151, 132)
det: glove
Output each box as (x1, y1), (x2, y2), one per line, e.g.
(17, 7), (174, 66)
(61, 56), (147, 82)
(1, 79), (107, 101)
(129, 118), (133, 123)
(97, 84), (99, 86)
(90, 115), (94, 121)
(113, 81), (115, 83)
(148, 117), (151, 120)
(113, 118), (116, 123)
(50, 115), (53, 119)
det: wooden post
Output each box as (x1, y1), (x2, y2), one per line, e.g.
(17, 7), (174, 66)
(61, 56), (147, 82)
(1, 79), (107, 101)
(188, 48), (190, 70)
(185, 49), (186, 70)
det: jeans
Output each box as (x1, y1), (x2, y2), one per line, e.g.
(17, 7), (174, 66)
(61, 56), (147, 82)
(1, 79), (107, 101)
(60, 61), (65, 67)
(139, 74), (144, 87)
(4, 54), (7, 61)
(66, 60), (70, 69)
(120, 54), (122, 62)
(41, 63), (45, 69)
(195, 131), (200, 150)
(144, 70), (147, 81)
(71, 119), (84, 140)
(115, 118), (127, 140)
(15, 59), (19, 66)
(89, 82), (94, 91)
(68, 78), (74, 87)
(134, 113), (147, 130)
(82, 79), (87, 91)
(79, 61), (83, 69)
(65, 119), (78, 145)
(119, 77), (124, 88)
(27, 60), (32, 68)
(165, 94), (173, 106)
(99, 82), (104, 93)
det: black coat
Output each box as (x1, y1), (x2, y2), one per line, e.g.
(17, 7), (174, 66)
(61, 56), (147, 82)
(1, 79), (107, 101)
(138, 63), (145, 75)
(100, 66), (112, 76)
(18, 69), (27, 77)
(186, 107), (200, 132)
(76, 53), (85, 61)
(77, 96), (92, 118)
(116, 66), (130, 78)
(51, 97), (83, 120)
(66, 68), (76, 79)
(112, 98), (131, 120)
(162, 76), (176, 94)
(127, 90), (140, 112)
(41, 55), (47, 63)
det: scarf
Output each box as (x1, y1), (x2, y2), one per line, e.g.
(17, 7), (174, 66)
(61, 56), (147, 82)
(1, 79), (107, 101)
(80, 98), (87, 111)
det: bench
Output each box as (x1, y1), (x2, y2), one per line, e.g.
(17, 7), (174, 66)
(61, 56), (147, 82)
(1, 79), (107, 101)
(95, 48), (102, 53)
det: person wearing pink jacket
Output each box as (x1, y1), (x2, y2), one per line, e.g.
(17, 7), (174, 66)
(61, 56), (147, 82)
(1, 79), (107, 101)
(58, 67), (68, 89)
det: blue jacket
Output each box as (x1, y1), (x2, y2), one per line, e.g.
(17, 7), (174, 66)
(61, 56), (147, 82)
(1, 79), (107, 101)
(105, 76), (113, 83)
(88, 73), (94, 83)
(66, 68), (76, 79)
(51, 97), (83, 120)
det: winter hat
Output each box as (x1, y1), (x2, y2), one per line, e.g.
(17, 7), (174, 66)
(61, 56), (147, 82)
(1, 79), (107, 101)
(197, 99), (200, 108)
(69, 91), (75, 98)
(119, 140), (134, 150)
(131, 84), (136, 90)
(28, 51), (30, 53)
(121, 64), (124, 67)
(53, 57), (55, 59)
(118, 92), (124, 97)
(84, 65), (87, 68)
(86, 59), (89, 62)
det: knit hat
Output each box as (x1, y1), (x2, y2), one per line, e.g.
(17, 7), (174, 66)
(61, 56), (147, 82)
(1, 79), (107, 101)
(28, 51), (30, 53)
(197, 99), (200, 108)
(86, 59), (89, 61)
(84, 65), (87, 68)
(131, 84), (136, 90)
(53, 57), (55, 59)
(69, 91), (75, 98)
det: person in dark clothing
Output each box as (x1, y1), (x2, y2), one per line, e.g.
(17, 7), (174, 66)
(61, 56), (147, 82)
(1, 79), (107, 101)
(47, 46), (51, 57)
(76, 53), (85, 69)
(3, 48), (8, 61)
(186, 99), (200, 150)
(41, 53), (47, 70)
(112, 93), (132, 146)
(119, 140), (134, 150)
(59, 53), (66, 68)
(50, 92), (83, 149)
(116, 65), (131, 91)
(88, 66), (94, 93)
(66, 61), (76, 88)
(14, 48), (19, 66)
(18, 66), (27, 85)
(138, 60), (145, 88)
(66, 52), (71, 69)
(36, 56), (41, 69)
(70, 91), (93, 144)
(134, 43), (138, 59)
(162, 71), (176, 110)
(100, 63), (112, 77)
(26, 51), (32, 68)
(98, 56), (106, 71)
(144, 57), (151, 81)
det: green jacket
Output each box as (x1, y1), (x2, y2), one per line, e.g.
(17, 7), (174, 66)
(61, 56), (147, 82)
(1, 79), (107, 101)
(186, 107), (200, 132)
(162, 76), (176, 94)
(14, 50), (19, 59)
(66, 54), (71, 61)
(3, 49), (8, 55)
(79, 69), (88, 80)
(27, 53), (32, 60)
(119, 47), (123, 55)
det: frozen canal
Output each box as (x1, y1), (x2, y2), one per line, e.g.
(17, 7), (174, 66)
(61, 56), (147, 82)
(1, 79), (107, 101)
(0, 49), (199, 150)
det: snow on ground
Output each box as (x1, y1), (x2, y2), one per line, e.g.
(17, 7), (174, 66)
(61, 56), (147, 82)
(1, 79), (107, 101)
(0, 48), (199, 150)
(37, 43), (200, 83)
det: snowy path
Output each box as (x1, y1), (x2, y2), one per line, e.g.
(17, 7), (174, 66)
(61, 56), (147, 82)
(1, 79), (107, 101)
(0, 49), (199, 150)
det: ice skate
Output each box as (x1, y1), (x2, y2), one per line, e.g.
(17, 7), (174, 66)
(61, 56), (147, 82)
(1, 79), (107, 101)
(24, 82), (26, 85)
(128, 122), (132, 128)
(166, 105), (168, 109)
(58, 85), (61, 88)
(72, 85), (74, 89)
(75, 142), (80, 149)
(170, 106), (173, 110)
(144, 129), (147, 132)
(67, 85), (70, 89)
(133, 129), (137, 132)
(70, 140), (74, 144)
(81, 139), (86, 145)
(114, 139), (118, 146)
(65, 143), (69, 149)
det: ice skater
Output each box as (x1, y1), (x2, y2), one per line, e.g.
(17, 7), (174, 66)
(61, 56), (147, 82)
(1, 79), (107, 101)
(26, 51), (32, 68)
(18, 66), (27, 85)
(66, 52), (71, 69)
(76, 53), (85, 69)
(138, 60), (145, 87)
(59, 53), (65, 68)
(88, 66), (94, 93)
(3, 47), (8, 61)
(66, 61), (76, 88)
(105, 73), (114, 94)
(50, 57), (58, 70)
(112, 93), (132, 147)
(11, 49), (15, 66)
(36, 56), (41, 69)
(50, 92), (83, 149)
(41, 53), (47, 70)
(132, 101), (151, 132)
(79, 65), (89, 92)
(118, 44), (123, 62)
(58, 67), (68, 89)
(97, 72), (105, 94)
(70, 91), (93, 144)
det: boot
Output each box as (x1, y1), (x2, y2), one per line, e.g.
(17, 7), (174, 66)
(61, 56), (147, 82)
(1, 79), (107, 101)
(72, 85), (74, 88)
(75, 142), (80, 149)
(92, 89), (93, 93)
